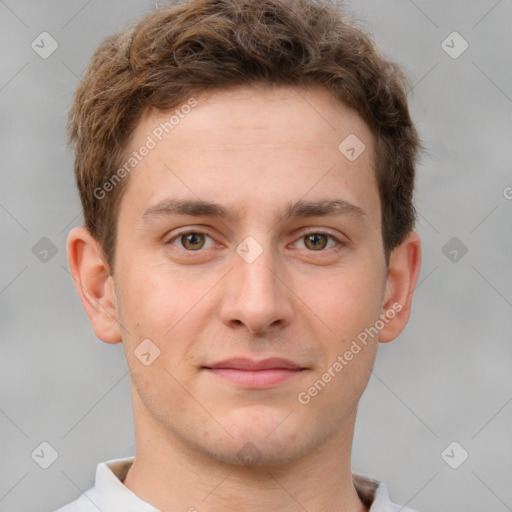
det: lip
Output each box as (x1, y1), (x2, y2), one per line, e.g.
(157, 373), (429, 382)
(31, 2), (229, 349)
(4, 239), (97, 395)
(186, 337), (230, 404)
(203, 358), (307, 388)
(205, 357), (304, 371)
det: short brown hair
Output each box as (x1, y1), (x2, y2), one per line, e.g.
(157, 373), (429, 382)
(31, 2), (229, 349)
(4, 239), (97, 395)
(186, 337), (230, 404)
(68, 0), (422, 271)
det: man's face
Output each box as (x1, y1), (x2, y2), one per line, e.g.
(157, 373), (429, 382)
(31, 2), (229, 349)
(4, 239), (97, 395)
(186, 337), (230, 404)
(114, 85), (388, 465)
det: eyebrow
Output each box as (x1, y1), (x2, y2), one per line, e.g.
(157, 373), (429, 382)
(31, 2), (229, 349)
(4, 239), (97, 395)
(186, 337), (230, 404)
(142, 198), (367, 223)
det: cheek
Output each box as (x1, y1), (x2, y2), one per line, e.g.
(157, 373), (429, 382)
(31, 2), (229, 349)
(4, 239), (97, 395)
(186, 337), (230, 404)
(115, 262), (215, 376)
(304, 261), (385, 340)
(117, 260), (193, 333)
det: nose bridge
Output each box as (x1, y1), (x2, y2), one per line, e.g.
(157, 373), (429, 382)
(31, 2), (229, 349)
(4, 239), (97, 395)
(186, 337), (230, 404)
(220, 235), (293, 333)
(237, 241), (278, 296)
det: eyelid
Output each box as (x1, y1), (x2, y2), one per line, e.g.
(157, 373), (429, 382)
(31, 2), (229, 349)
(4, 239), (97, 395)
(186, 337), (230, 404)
(296, 227), (343, 240)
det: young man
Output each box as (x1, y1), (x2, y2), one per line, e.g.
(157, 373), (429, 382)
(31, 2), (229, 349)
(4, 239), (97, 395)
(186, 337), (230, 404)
(57, 0), (422, 510)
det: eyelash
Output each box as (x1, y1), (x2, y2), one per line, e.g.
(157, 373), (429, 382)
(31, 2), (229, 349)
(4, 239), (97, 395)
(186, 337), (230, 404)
(166, 229), (344, 253)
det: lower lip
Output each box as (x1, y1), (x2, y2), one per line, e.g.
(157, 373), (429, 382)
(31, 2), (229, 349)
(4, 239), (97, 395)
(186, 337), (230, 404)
(204, 368), (305, 387)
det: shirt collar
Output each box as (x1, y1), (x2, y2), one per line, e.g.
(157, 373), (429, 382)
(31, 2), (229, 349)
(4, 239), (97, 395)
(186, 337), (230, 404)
(94, 456), (398, 512)
(94, 456), (159, 511)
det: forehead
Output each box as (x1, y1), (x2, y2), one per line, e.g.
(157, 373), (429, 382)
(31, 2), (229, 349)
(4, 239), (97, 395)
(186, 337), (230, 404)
(145, 85), (373, 153)
(119, 84), (380, 227)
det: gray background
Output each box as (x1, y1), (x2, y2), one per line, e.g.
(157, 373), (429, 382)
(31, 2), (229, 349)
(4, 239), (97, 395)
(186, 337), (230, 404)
(1, 1), (511, 511)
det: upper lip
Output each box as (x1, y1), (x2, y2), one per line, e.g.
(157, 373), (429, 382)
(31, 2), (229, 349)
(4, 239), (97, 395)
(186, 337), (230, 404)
(204, 358), (305, 371)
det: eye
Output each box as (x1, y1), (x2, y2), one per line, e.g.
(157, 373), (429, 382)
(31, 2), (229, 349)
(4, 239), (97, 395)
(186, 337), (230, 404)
(294, 231), (342, 251)
(167, 231), (216, 251)
(165, 229), (344, 253)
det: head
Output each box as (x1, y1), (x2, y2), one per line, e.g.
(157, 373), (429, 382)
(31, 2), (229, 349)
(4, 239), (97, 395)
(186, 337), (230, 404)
(67, 0), (422, 467)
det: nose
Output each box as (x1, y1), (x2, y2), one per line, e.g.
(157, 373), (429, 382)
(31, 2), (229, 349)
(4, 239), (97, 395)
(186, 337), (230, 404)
(219, 242), (294, 335)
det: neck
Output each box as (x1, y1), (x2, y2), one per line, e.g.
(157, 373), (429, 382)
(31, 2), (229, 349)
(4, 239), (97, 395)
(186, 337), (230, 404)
(123, 392), (368, 512)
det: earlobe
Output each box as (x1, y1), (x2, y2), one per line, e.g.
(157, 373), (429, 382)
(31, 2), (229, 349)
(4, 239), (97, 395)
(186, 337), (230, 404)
(378, 231), (422, 343)
(66, 226), (122, 344)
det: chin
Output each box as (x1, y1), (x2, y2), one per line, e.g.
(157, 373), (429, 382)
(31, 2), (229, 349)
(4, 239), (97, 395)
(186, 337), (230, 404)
(199, 421), (312, 468)
(204, 438), (304, 468)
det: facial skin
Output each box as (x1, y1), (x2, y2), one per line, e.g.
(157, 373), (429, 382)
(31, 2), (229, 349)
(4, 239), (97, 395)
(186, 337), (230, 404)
(68, 84), (421, 512)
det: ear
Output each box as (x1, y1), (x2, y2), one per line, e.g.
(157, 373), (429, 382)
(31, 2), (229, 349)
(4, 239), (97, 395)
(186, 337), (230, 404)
(378, 231), (422, 343)
(66, 226), (122, 344)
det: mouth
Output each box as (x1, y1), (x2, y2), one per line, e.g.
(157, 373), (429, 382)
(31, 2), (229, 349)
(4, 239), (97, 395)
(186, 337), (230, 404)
(202, 357), (308, 388)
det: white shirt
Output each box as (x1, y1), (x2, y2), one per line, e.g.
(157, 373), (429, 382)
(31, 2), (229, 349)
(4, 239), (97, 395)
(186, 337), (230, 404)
(54, 456), (419, 512)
